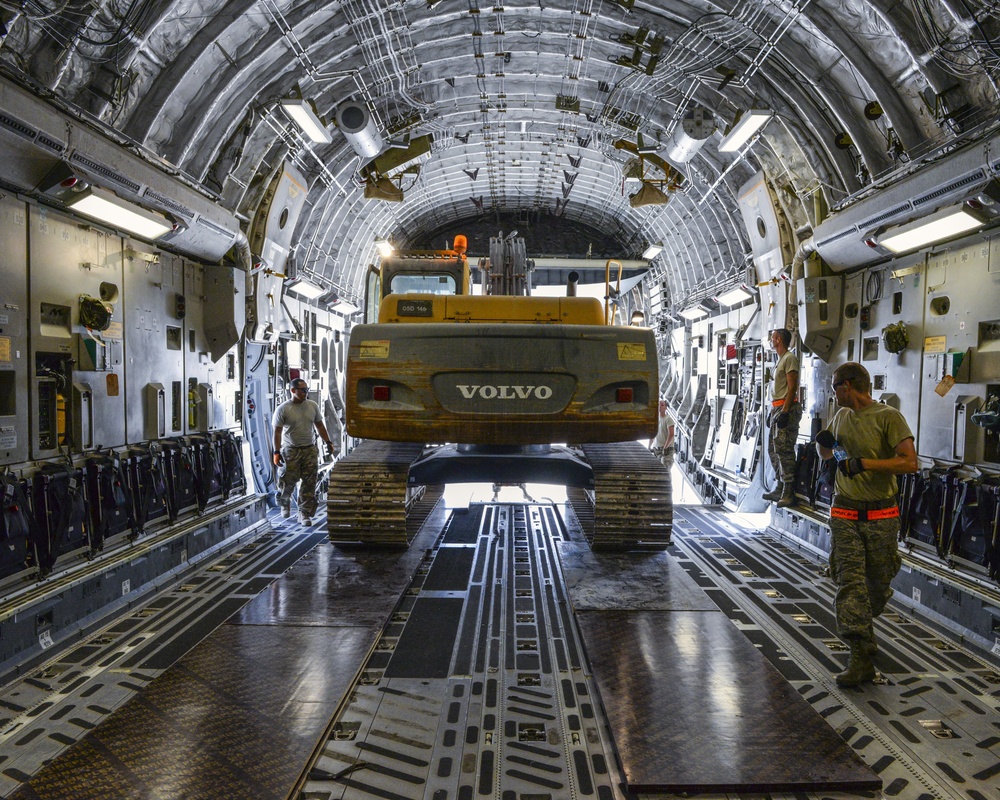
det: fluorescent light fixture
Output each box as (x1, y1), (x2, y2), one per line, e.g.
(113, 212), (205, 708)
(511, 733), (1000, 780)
(330, 299), (360, 316)
(66, 185), (173, 240)
(679, 304), (709, 321)
(375, 238), (395, 258)
(285, 278), (326, 299)
(716, 284), (755, 307)
(718, 110), (772, 153)
(875, 204), (987, 254)
(280, 98), (333, 144)
(642, 243), (663, 260)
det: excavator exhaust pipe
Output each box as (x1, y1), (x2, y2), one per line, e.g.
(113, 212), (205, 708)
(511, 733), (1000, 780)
(567, 271), (579, 297)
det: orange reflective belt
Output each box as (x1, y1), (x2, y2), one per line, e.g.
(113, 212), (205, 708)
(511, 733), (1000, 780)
(771, 399), (786, 407)
(830, 506), (899, 521)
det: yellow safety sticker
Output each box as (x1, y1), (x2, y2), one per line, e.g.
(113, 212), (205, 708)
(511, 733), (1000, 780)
(617, 342), (647, 361)
(0, 336), (9, 362)
(923, 335), (946, 353)
(360, 340), (390, 358)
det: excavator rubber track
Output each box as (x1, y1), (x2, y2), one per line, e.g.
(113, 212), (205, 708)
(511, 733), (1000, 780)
(326, 440), (426, 546)
(579, 441), (672, 550)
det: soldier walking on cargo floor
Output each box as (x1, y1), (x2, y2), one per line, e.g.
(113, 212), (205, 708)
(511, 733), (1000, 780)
(763, 328), (801, 508)
(816, 362), (917, 687)
(272, 379), (334, 525)
(650, 400), (675, 494)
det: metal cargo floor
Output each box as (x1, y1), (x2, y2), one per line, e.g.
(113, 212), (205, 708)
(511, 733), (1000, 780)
(2, 499), (998, 799)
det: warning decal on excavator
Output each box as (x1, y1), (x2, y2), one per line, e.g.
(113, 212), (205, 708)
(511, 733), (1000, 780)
(617, 342), (647, 361)
(360, 340), (390, 358)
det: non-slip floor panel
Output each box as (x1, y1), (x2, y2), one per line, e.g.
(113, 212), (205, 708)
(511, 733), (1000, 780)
(422, 547), (476, 591)
(577, 609), (882, 793)
(4, 509), (447, 800)
(8, 625), (369, 800)
(442, 506), (484, 544)
(383, 596), (465, 678)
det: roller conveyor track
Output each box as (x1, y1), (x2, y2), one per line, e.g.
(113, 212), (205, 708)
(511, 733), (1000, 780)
(580, 441), (672, 549)
(326, 440), (426, 545)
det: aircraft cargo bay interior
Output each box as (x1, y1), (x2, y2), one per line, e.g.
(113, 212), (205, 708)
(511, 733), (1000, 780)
(2, 0), (1000, 798)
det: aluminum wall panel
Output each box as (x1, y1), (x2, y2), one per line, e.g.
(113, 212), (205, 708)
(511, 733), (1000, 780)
(123, 245), (186, 443)
(28, 204), (125, 457)
(919, 241), (994, 463)
(0, 196), (29, 464)
(184, 263), (241, 432)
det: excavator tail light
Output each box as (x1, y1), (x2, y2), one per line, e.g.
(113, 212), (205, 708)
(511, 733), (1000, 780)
(373, 385), (391, 401)
(616, 387), (633, 403)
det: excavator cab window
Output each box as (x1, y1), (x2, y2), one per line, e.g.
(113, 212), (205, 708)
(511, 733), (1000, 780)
(389, 273), (457, 295)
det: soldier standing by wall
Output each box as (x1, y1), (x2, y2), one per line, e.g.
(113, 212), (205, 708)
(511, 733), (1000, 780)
(816, 362), (917, 686)
(762, 328), (801, 508)
(272, 378), (334, 525)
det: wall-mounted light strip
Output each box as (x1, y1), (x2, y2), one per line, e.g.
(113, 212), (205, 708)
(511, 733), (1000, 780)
(715, 284), (755, 307)
(281, 98), (333, 144)
(679, 304), (709, 320)
(285, 278), (326, 299)
(875, 203), (987, 254)
(642, 242), (663, 260)
(330, 299), (360, 315)
(66, 185), (173, 240)
(718, 110), (772, 153)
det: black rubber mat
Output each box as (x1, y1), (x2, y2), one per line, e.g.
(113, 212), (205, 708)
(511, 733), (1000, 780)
(578, 609), (881, 793)
(7, 625), (370, 800)
(442, 506), (483, 543)
(384, 596), (464, 678)
(422, 547), (475, 591)
(6, 509), (447, 800)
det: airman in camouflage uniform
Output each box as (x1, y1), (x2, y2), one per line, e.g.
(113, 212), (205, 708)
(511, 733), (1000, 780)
(273, 379), (333, 525)
(817, 362), (917, 687)
(763, 329), (801, 508)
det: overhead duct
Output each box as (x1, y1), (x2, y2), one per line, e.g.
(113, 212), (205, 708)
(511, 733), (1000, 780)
(665, 106), (716, 164)
(335, 101), (383, 158)
(812, 128), (1000, 271)
(0, 74), (243, 264)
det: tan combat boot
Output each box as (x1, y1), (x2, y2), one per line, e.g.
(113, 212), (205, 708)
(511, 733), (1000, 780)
(762, 482), (783, 502)
(776, 486), (797, 508)
(836, 641), (877, 687)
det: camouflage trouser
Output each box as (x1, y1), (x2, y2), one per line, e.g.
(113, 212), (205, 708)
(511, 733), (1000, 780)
(828, 515), (902, 644)
(767, 402), (802, 485)
(278, 444), (319, 517)
(657, 446), (674, 495)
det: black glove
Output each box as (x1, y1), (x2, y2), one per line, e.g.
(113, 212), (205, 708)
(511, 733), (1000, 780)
(774, 411), (789, 429)
(815, 430), (836, 448)
(838, 457), (865, 477)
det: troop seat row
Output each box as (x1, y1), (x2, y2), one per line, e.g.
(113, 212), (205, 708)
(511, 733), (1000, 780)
(791, 442), (1000, 584)
(0, 430), (246, 582)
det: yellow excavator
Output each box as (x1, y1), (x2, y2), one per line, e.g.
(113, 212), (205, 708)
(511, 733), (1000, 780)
(327, 234), (671, 549)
